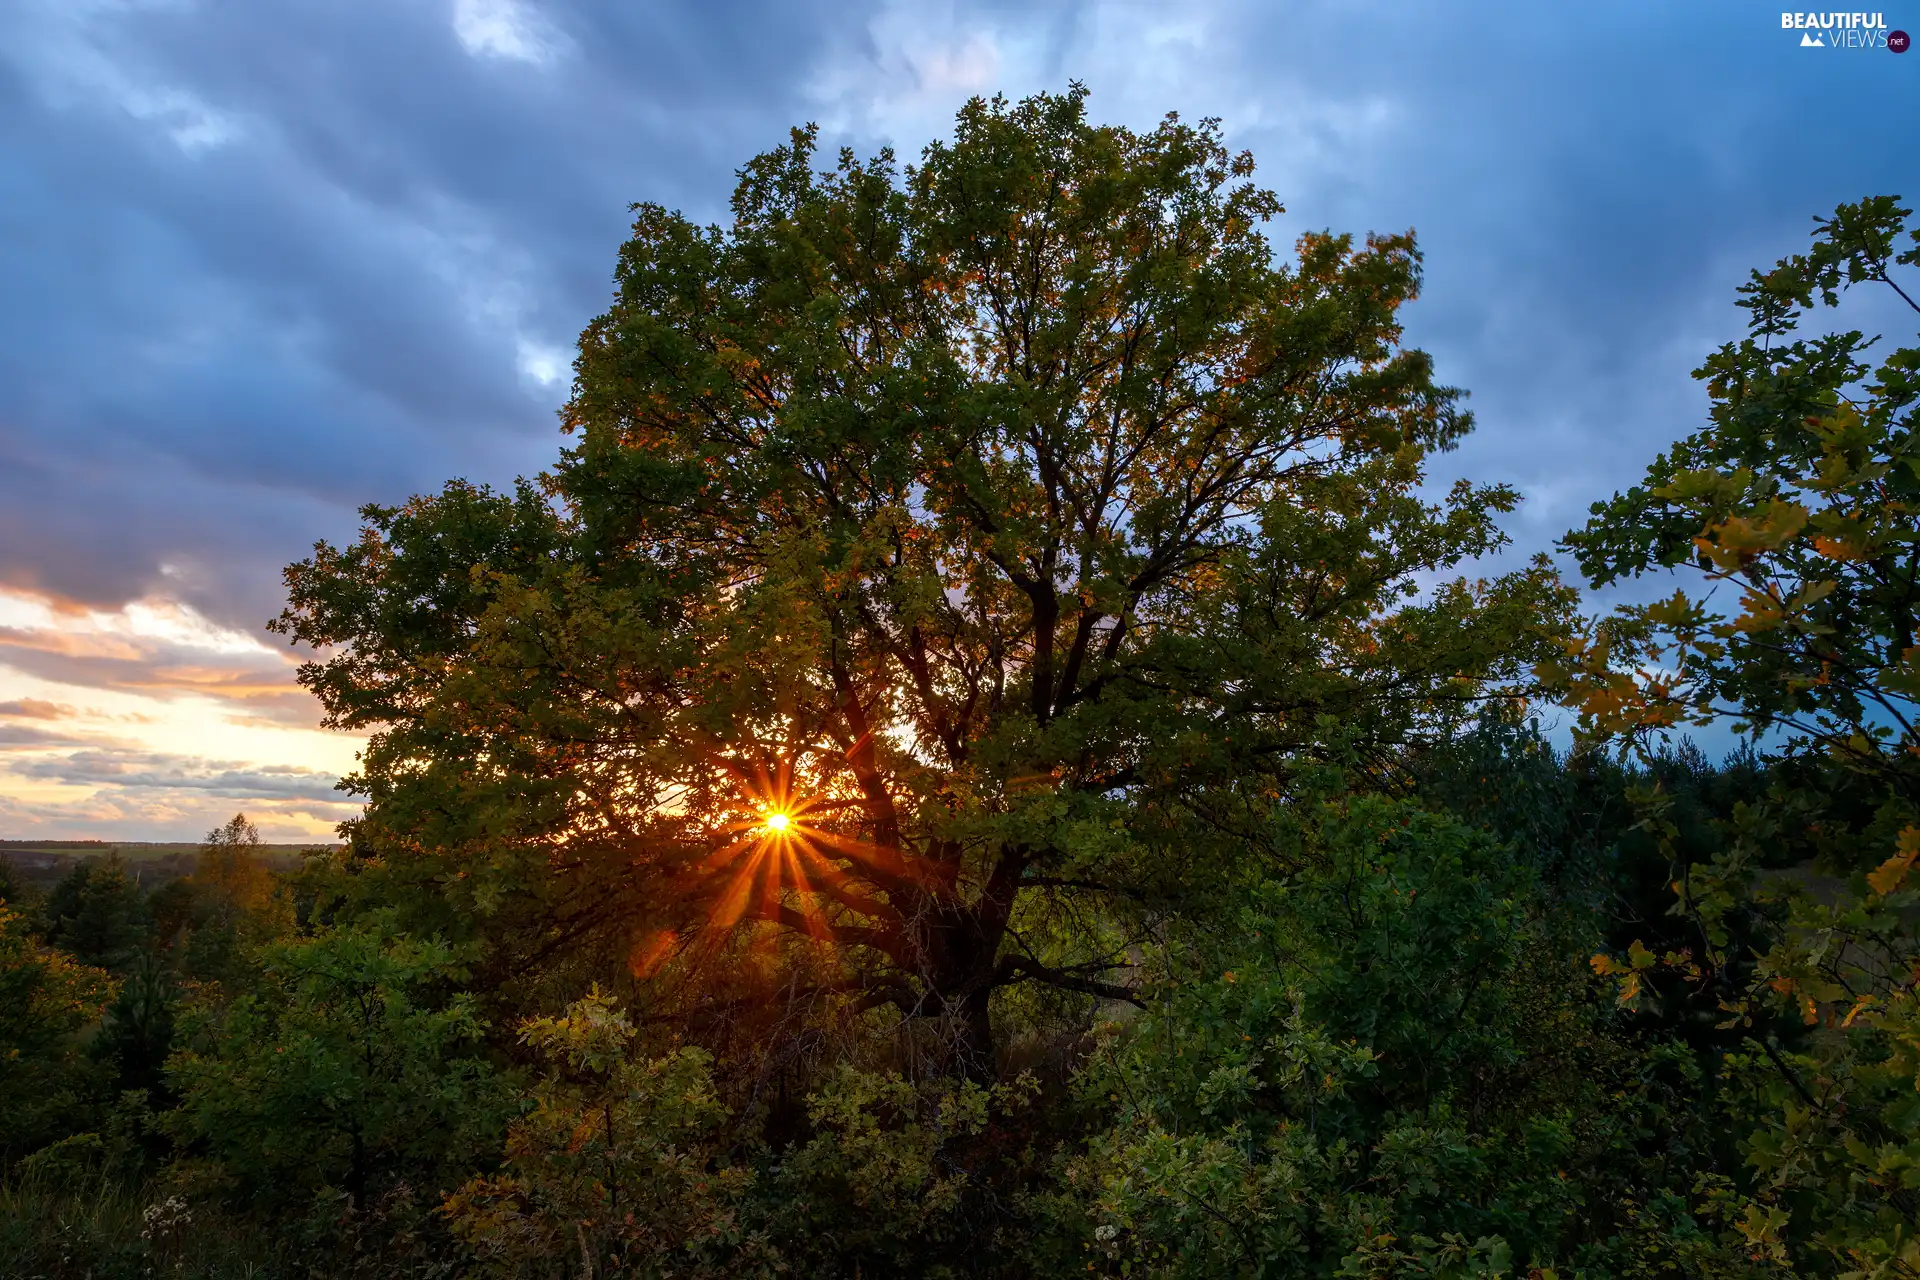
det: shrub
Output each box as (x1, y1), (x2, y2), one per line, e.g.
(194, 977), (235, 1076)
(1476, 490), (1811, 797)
(167, 915), (509, 1211)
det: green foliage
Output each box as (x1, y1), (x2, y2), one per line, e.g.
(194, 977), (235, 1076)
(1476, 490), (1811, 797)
(195, 815), (272, 915)
(43, 854), (150, 973)
(167, 916), (509, 1211)
(0, 855), (33, 913)
(11, 1093), (156, 1194)
(1413, 718), (1784, 1057)
(0, 1174), (465, 1280)
(1549, 196), (1920, 1276)
(763, 1064), (1039, 1276)
(1549, 194), (1920, 763)
(273, 86), (1572, 1073)
(1048, 792), (1759, 1277)
(175, 813), (292, 986)
(444, 989), (763, 1278)
(446, 988), (1044, 1279)
(0, 900), (116, 1167)
(91, 950), (178, 1102)
(146, 875), (196, 951)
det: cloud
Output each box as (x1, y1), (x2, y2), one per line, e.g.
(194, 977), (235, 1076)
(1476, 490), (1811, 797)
(5, 0), (247, 159)
(0, 631), (312, 718)
(515, 337), (572, 389)
(0, 0), (1912, 835)
(0, 724), (93, 749)
(0, 698), (75, 721)
(0, 787), (345, 843)
(0, 590), (320, 726)
(806, 0), (1008, 136)
(0, 738), (357, 840)
(0, 0), (876, 634)
(4, 0), (1909, 632)
(6, 747), (347, 805)
(452, 0), (572, 65)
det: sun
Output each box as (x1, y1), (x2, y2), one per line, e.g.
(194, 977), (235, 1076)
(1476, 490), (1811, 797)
(762, 810), (792, 834)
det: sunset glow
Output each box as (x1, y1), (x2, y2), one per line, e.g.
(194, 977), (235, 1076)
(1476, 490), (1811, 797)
(0, 585), (363, 839)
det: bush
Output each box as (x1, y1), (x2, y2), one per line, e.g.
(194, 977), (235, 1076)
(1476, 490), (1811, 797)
(444, 988), (767, 1278)
(0, 901), (116, 1167)
(1046, 793), (1757, 1277)
(166, 915), (510, 1212)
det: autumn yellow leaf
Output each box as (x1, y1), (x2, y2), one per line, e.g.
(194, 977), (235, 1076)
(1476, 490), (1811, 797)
(1812, 535), (1866, 562)
(1865, 825), (1920, 896)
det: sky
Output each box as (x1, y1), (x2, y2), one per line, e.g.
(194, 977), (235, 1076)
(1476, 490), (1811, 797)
(0, 0), (1913, 840)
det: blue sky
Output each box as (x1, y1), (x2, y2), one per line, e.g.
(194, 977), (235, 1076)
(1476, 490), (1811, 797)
(0, 0), (1913, 838)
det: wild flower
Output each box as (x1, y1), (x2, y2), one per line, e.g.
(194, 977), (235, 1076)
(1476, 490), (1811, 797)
(140, 1194), (193, 1244)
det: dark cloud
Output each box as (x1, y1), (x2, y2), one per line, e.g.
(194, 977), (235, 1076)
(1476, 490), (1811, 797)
(0, 723), (91, 748)
(1191, 0), (1914, 554)
(0, 0), (881, 633)
(0, 0), (1910, 659)
(6, 745), (349, 807)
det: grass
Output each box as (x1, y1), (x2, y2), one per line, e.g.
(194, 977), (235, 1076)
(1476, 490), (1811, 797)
(0, 1175), (461, 1280)
(0, 1176), (235, 1280)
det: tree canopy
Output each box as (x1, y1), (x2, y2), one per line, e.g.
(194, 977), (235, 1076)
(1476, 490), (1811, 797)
(1550, 194), (1920, 1272)
(274, 87), (1569, 1070)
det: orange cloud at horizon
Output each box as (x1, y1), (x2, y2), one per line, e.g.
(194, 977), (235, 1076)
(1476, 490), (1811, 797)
(0, 586), (365, 841)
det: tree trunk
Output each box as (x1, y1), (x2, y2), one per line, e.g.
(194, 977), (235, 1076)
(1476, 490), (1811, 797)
(347, 1125), (367, 1212)
(954, 985), (996, 1081)
(918, 894), (1006, 1081)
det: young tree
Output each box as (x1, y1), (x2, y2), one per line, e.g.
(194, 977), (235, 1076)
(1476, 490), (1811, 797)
(444, 991), (763, 1277)
(178, 813), (284, 984)
(0, 901), (116, 1164)
(193, 814), (271, 920)
(277, 87), (1570, 1070)
(1547, 195), (1920, 1272)
(1049, 791), (1747, 1277)
(93, 949), (178, 1100)
(44, 853), (150, 972)
(0, 856), (32, 913)
(167, 916), (507, 1210)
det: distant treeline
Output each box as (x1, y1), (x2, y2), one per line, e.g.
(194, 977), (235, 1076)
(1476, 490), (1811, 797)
(0, 845), (325, 894)
(0, 839), (112, 848)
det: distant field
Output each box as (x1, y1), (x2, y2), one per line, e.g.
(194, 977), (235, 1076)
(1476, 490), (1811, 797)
(0, 840), (339, 860)
(0, 840), (342, 892)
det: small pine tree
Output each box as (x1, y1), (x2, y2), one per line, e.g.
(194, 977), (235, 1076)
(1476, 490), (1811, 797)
(45, 854), (150, 972)
(92, 948), (177, 1100)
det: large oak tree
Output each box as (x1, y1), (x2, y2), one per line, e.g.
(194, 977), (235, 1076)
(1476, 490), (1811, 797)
(277, 88), (1569, 1071)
